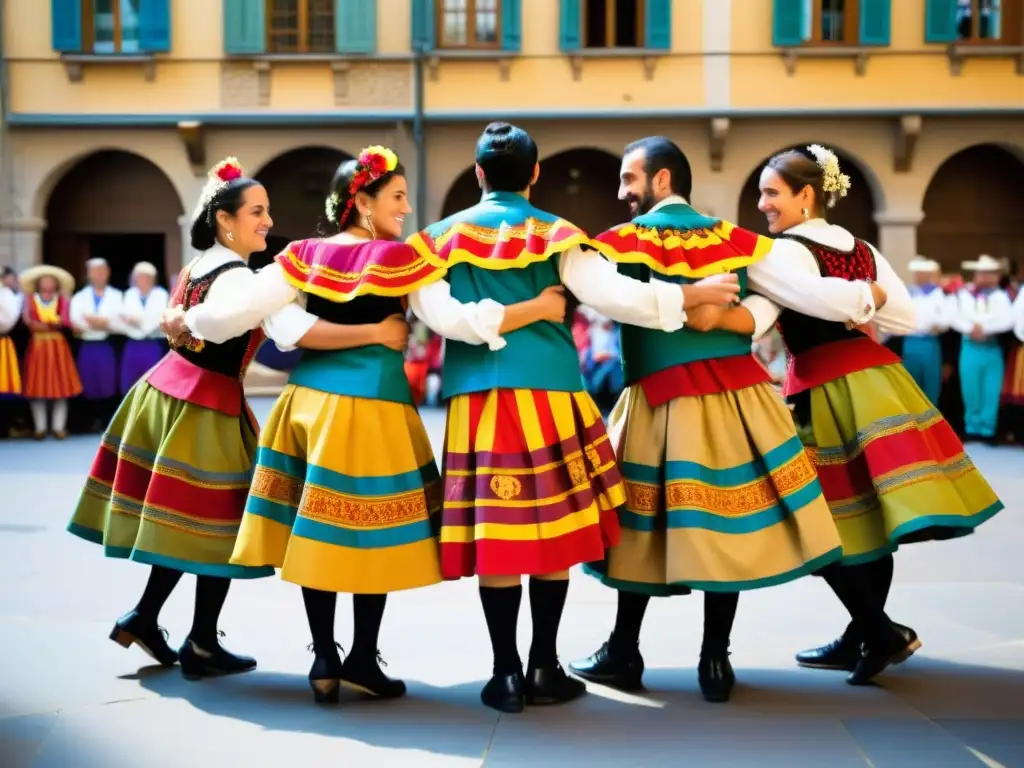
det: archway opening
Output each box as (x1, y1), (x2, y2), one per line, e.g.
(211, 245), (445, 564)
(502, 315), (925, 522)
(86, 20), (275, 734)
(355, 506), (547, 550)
(533, 148), (624, 236)
(441, 166), (483, 219)
(737, 148), (879, 244)
(255, 146), (351, 270)
(43, 150), (184, 289)
(919, 144), (1024, 275)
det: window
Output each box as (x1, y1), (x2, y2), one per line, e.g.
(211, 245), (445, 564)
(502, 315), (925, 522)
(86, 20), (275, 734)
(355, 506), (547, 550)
(87, 0), (142, 54)
(801, 0), (859, 44)
(956, 0), (1004, 41)
(583, 0), (643, 48)
(436, 0), (500, 48)
(266, 0), (336, 53)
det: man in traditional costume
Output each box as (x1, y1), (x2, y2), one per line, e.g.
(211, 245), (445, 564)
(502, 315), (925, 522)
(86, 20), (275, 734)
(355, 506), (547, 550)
(570, 136), (898, 702)
(949, 254), (1015, 443)
(406, 123), (742, 713)
(20, 265), (82, 439)
(70, 258), (124, 431)
(117, 261), (169, 393)
(900, 257), (947, 405)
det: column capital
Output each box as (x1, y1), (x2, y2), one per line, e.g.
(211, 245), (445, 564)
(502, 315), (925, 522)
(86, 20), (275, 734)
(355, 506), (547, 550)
(0, 216), (47, 232)
(873, 210), (924, 226)
(177, 213), (194, 227)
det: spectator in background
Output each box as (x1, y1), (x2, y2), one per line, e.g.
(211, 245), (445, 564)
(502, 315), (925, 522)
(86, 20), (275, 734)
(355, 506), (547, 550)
(69, 258), (123, 432)
(583, 313), (623, 414)
(901, 257), (947, 405)
(118, 262), (169, 394)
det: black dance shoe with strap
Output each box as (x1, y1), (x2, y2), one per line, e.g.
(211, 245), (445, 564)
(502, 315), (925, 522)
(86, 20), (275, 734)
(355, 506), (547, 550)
(338, 650), (406, 700)
(178, 632), (257, 680)
(109, 610), (178, 667)
(524, 661), (586, 706)
(308, 642), (346, 704)
(481, 669), (525, 714)
(797, 622), (920, 672)
(568, 639), (646, 692)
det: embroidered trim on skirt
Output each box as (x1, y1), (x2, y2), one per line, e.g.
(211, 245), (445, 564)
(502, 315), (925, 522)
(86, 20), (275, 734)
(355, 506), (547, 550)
(440, 388), (624, 578)
(585, 383), (842, 595)
(231, 385), (443, 594)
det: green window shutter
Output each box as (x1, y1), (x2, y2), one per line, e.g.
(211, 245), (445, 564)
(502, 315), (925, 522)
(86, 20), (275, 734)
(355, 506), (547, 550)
(138, 0), (172, 53)
(411, 0), (436, 51)
(223, 0), (265, 54)
(859, 0), (891, 45)
(51, 0), (84, 53)
(925, 0), (958, 42)
(559, 0), (581, 51)
(337, 0), (376, 53)
(501, 0), (522, 52)
(772, 0), (806, 46)
(645, 0), (671, 50)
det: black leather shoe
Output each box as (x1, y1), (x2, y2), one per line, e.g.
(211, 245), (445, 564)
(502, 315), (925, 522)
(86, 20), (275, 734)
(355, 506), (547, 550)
(308, 643), (345, 704)
(795, 623), (860, 671)
(179, 634), (257, 680)
(481, 671), (525, 713)
(568, 641), (645, 692)
(525, 663), (587, 706)
(109, 610), (178, 667)
(697, 651), (735, 703)
(847, 624), (921, 686)
(339, 651), (406, 700)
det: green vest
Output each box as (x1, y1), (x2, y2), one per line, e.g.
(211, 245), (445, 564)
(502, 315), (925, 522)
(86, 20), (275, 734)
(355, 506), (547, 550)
(288, 346), (412, 405)
(442, 258), (584, 399)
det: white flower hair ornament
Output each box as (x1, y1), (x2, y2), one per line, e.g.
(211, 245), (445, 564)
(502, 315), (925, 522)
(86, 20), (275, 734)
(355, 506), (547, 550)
(191, 157), (246, 224)
(806, 144), (851, 208)
(325, 192), (341, 223)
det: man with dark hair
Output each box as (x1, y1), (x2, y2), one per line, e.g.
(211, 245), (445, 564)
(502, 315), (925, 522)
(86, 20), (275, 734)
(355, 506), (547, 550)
(570, 136), (895, 702)
(406, 123), (741, 713)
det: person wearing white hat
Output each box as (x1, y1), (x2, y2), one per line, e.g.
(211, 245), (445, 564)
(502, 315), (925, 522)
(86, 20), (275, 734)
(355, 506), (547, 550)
(901, 257), (947, 404)
(116, 261), (169, 393)
(69, 257), (124, 431)
(949, 254), (1015, 442)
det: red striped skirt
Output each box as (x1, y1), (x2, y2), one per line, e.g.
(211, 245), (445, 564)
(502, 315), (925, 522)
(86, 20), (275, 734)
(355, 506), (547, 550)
(23, 332), (82, 400)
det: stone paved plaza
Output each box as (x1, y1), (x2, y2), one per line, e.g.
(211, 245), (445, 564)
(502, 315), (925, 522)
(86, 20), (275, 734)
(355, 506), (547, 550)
(1, 400), (1022, 767)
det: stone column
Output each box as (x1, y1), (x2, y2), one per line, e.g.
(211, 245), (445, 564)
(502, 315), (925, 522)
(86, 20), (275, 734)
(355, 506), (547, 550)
(874, 210), (924, 277)
(0, 217), (47, 271)
(174, 214), (197, 278)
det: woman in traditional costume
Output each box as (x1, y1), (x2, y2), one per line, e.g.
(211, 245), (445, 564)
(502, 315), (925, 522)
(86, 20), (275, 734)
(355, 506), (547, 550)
(688, 145), (1004, 685)
(0, 278), (22, 436)
(19, 265), (82, 439)
(159, 146), (566, 703)
(67, 158), (280, 679)
(118, 261), (169, 393)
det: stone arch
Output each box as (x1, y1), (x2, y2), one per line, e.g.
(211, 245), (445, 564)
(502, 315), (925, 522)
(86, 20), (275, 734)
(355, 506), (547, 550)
(532, 148), (624, 235)
(440, 165), (482, 220)
(918, 144), (1024, 276)
(253, 146), (353, 269)
(42, 150), (185, 289)
(737, 146), (881, 243)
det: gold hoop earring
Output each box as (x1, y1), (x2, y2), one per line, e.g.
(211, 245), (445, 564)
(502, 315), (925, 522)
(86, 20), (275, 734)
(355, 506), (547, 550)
(364, 212), (377, 240)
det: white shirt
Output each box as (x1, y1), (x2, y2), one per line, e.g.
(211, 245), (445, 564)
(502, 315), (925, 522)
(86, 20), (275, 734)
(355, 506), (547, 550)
(948, 285), (1015, 337)
(1013, 290), (1024, 343)
(738, 219), (918, 340)
(0, 286), (19, 335)
(907, 284), (948, 336)
(119, 285), (170, 340)
(70, 285), (124, 341)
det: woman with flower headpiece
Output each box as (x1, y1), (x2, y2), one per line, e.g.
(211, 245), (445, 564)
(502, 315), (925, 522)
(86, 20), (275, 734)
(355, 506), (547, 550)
(67, 158), (294, 679)
(159, 146), (565, 703)
(684, 145), (1003, 686)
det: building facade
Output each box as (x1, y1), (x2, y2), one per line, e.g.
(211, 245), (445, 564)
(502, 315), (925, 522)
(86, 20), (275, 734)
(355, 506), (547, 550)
(1, 0), (1022, 286)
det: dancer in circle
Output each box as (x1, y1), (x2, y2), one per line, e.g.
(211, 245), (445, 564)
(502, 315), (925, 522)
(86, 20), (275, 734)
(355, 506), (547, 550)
(684, 145), (1003, 685)
(68, 158), (279, 679)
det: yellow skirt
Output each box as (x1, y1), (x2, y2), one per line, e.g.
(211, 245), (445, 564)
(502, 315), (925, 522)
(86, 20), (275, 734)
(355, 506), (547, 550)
(0, 336), (20, 395)
(586, 383), (842, 594)
(231, 385), (443, 594)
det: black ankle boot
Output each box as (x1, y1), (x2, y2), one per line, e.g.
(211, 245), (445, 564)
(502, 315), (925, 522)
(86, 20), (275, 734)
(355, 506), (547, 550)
(481, 669), (525, 714)
(339, 650), (406, 699)
(109, 610), (178, 667)
(697, 649), (735, 703)
(308, 643), (345, 704)
(524, 661), (586, 706)
(847, 623), (916, 686)
(178, 633), (256, 680)
(568, 640), (645, 692)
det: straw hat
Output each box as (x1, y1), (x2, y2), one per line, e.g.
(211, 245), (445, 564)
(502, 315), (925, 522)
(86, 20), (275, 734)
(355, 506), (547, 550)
(19, 264), (75, 295)
(960, 254), (1006, 273)
(908, 257), (940, 273)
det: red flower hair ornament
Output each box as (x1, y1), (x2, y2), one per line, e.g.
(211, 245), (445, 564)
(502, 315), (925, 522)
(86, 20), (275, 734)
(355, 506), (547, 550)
(326, 146), (400, 225)
(192, 156), (247, 223)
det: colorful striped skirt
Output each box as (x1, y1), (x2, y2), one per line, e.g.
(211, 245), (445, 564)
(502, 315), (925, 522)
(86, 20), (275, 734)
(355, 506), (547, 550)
(23, 331), (81, 400)
(585, 383), (842, 595)
(0, 336), (21, 396)
(1002, 343), (1024, 407)
(231, 385), (443, 594)
(67, 381), (273, 579)
(440, 388), (624, 579)
(793, 362), (1004, 564)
